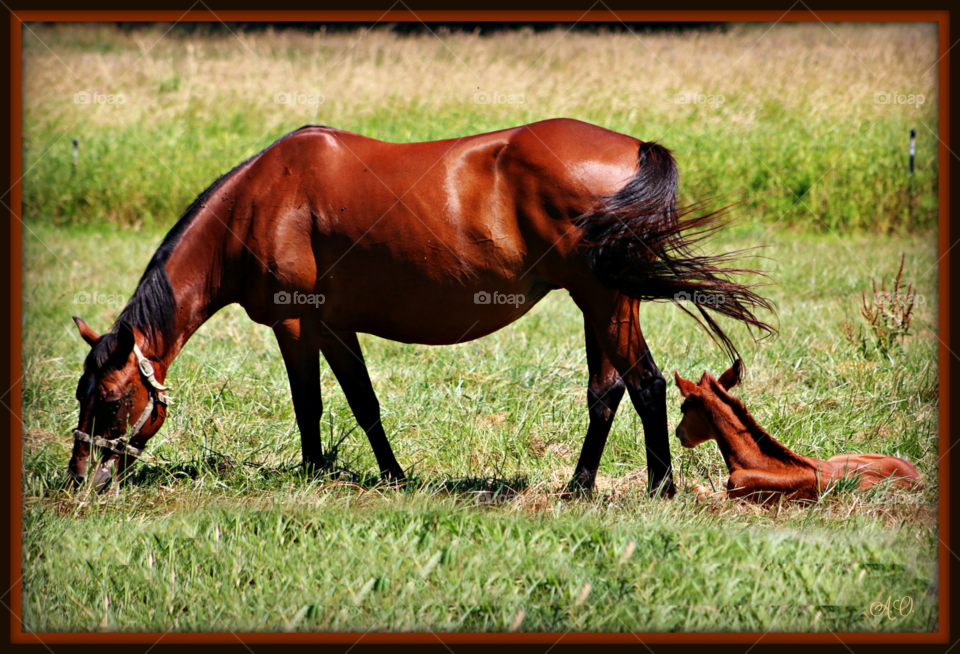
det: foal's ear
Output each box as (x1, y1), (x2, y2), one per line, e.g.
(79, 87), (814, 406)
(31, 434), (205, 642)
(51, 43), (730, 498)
(72, 317), (100, 347)
(718, 359), (743, 390)
(674, 371), (697, 398)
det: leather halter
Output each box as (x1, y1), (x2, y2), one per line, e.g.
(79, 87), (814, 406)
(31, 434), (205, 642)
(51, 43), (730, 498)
(72, 343), (173, 458)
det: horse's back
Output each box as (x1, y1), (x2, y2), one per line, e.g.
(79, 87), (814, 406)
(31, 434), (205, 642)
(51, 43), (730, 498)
(231, 119), (643, 343)
(281, 118), (641, 199)
(826, 453), (920, 488)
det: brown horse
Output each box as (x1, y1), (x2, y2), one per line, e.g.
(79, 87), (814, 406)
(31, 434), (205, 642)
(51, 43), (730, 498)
(674, 361), (920, 502)
(68, 118), (775, 496)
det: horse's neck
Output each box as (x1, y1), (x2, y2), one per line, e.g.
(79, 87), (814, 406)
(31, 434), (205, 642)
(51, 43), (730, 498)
(715, 427), (765, 472)
(155, 205), (233, 370)
(714, 417), (797, 473)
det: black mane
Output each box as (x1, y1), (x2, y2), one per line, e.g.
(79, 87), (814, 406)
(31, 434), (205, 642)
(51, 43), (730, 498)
(87, 125), (330, 370)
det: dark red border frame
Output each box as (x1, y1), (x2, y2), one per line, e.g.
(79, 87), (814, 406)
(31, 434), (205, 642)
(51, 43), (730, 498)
(8, 9), (950, 645)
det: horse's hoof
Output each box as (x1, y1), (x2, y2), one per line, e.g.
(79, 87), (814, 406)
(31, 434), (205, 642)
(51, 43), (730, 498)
(562, 480), (593, 499)
(302, 458), (326, 474)
(649, 477), (676, 499)
(380, 469), (406, 487)
(690, 484), (722, 501)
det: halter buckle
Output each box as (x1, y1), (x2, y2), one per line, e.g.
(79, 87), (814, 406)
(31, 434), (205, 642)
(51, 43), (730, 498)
(138, 357), (155, 378)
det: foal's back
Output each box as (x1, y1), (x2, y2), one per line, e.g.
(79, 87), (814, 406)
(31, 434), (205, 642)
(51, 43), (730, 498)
(822, 453), (920, 490)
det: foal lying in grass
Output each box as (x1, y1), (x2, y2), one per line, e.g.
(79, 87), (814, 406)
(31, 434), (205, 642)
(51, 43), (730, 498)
(674, 361), (919, 503)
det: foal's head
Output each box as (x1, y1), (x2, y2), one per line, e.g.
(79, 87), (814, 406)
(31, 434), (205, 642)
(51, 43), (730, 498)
(673, 359), (743, 448)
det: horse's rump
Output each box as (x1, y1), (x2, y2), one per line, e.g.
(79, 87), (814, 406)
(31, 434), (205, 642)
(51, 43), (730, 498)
(574, 142), (776, 359)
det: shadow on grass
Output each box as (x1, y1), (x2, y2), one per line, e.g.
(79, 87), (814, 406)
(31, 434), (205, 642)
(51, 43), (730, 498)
(114, 447), (531, 502)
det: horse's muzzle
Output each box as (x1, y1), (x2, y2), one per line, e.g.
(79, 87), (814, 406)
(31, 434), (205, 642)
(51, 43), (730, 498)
(66, 467), (85, 489)
(90, 459), (115, 489)
(66, 456), (115, 491)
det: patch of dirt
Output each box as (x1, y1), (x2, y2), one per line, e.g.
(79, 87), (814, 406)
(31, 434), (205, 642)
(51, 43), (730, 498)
(547, 442), (571, 459)
(23, 429), (62, 449)
(480, 412), (507, 427)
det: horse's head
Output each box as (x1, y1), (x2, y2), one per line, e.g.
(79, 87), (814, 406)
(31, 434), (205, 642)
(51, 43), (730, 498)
(673, 359), (742, 448)
(69, 317), (172, 489)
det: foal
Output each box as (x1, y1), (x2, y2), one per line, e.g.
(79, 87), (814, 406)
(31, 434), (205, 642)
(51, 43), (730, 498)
(674, 361), (919, 502)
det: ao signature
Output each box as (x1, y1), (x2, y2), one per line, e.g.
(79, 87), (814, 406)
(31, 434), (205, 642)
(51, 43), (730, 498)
(869, 595), (914, 620)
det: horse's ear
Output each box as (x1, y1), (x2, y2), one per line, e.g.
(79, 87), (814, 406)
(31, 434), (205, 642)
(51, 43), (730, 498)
(718, 359), (742, 390)
(73, 317), (100, 347)
(115, 321), (136, 359)
(674, 371), (697, 398)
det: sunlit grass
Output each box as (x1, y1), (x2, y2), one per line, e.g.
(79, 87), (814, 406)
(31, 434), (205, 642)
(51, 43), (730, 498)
(19, 22), (940, 633)
(21, 223), (939, 633)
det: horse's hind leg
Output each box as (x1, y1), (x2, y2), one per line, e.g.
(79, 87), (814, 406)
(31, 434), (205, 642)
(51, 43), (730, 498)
(573, 290), (675, 498)
(274, 319), (325, 471)
(318, 331), (405, 481)
(569, 318), (626, 494)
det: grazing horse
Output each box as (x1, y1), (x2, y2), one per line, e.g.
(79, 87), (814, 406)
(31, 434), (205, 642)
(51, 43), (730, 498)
(68, 118), (775, 496)
(674, 360), (920, 502)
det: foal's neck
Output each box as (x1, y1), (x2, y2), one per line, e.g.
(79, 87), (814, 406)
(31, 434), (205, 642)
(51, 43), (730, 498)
(712, 405), (805, 473)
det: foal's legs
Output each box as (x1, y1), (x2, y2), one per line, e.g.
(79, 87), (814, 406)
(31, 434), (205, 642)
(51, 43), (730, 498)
(569, 318), (626, 493)
(573, 290), (675, 498)
(727, 469), (818, 503)
(274, 319), (325, 470)
(318, 331), (405, 481)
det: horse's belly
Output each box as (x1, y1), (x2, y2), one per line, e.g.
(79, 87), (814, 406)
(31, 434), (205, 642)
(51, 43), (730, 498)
(344, 282), (555, 345)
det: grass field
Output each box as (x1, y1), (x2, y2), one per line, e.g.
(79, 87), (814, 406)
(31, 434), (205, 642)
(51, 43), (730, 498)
(19, 23), (941, 633)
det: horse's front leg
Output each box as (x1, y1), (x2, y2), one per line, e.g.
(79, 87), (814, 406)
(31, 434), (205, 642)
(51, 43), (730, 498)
(727, 469), (817, 504)
(573, 289), (675, 498)
(318, 330), (405, 482)
(274, 318), (325, 471)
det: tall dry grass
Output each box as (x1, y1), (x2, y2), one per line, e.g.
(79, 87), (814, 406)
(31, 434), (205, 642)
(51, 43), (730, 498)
(22, 22), (938, 229)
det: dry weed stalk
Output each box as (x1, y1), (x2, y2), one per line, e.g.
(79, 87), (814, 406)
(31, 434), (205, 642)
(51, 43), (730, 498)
(843, 255), (916, 357)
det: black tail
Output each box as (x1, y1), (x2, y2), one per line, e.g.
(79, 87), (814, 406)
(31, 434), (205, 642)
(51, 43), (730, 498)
(573, 141), (777, 360)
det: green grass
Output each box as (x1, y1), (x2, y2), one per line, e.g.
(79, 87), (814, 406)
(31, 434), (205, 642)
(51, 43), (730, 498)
(23, 495), (936, 633)
(21, 223), (939, 633)
(19, 23), (941, 634)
